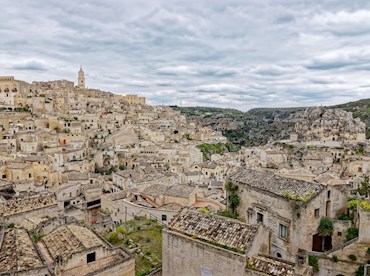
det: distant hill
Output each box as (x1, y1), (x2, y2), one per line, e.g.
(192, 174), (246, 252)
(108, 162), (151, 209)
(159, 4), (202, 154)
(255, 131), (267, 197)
(335, 99), (370, 131)
(173, 98), (370, 147)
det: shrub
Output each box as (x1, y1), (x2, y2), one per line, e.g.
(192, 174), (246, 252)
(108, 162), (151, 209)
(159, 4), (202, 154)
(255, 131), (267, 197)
(338, 214), (352, 221)
(119, 164), (125, 170)
(348, 254), (357, 261)
(318, 217), (334, 236)
(332, 255), (338, 262)
(347, 199), (370, 211)
(356, 266), (365, 276)
(199, 208), (210, 214)
(308, 255), (319, 272)
(116, 225), (127, 235)
(217, 210), (239, 219)
(31, 234), (43, 243)
(347, 227), (359, 241)
(7, 223), (14, 228)
(367, 247), (370, 255)
(106, 232), (119, 244)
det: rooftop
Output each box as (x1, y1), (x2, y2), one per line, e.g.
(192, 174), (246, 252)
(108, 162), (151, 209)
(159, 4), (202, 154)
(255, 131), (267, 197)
(142, 184), (169, 198)
(0, 228), (44, 273)
(169, 209), (259, 252)
(42, 224), (105, 262)
(247, 255), (294, 276)
(230, 169), (324, 202)
(0, 195), (56, 217)
(164, 184), (196, 198)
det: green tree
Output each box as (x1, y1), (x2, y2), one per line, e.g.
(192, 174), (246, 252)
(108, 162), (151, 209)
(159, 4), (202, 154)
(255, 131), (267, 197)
(358, 176), (370, 197)
(229, 193), (240, 213)
(225, 181), (240, 214)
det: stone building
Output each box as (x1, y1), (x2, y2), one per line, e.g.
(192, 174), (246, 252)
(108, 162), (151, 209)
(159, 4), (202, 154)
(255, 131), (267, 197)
(229, 169), (348, 261)
(162, 209), (305, 276)
(38, 223), (135, 275)
(0, 194), (59, 226)
(122, 94), (146, 105)
(101, 191), (180, 225)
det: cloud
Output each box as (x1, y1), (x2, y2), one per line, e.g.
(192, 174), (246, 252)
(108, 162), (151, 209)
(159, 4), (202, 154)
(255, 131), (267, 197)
(311, 10), (370, 36)
(306, 48), (370, 70)
(0, 0), (370, 111)
(12, 60), (47, 71)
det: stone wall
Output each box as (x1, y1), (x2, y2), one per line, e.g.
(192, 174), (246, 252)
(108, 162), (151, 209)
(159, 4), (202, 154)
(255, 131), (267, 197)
(162, 229), (247, 276)
(101, 196), (178, 225)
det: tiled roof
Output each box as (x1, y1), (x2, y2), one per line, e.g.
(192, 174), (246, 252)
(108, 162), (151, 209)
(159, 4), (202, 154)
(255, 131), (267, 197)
(248, 255), (294, 276)
(142, 184), (196, 198)
(164, 185), (196, 198)
(230, 169), (324, 202)
(169, 209), (258, 252)
(0, 195), (56, 216)
(142, 184), (169, 198)
(0, 228), (43, 273)
(42, 224), (105, 262)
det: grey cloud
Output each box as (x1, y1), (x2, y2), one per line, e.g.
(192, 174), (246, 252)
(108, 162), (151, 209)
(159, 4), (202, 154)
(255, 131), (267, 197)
(12, 60), (47, 71)
(1, 0), (370, 111)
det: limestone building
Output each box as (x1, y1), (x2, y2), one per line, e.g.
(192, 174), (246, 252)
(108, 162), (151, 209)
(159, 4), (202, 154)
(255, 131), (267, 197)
(162, 209), (305, 276)
(229, 169), (348, 261)
(38, 223), (135, 275)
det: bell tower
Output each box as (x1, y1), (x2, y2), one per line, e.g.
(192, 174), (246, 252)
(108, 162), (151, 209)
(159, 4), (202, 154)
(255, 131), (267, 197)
(78, 65), (85, 89)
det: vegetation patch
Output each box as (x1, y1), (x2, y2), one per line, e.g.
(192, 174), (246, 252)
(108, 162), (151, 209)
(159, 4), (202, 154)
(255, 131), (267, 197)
(282, 191), (315, 203)
(196, 142), (238, 161)
(346, 227), (359, 241)
(103, 217), (163, 276)
(347, 199), (370, 211)
(317, 217), (333, 236)
(308, 255), (319, 272)
(338, 213), (353, 221)
(356, 266), (365, 276)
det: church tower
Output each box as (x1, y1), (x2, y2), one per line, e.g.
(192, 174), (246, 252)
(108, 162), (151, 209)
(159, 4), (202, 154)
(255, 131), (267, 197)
(78, 66), (85, 89)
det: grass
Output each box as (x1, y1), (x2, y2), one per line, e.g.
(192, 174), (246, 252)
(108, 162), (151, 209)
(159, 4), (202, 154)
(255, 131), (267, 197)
(103, 217), (163, 276)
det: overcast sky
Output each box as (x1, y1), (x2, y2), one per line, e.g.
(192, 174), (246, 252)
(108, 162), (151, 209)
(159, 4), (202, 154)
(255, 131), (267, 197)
(1, 0), (370, 111)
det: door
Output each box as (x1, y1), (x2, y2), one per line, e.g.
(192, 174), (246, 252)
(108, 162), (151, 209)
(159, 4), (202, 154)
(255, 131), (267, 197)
(312, 233), (323, 252)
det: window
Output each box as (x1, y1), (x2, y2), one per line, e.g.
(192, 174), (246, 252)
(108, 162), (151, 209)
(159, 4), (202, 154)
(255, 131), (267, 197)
(327, 190), (331, 199)
(314, 208), (320, 218)
(162, 215), (167, 221)
(87, 252), (96, 263)
(257, 212), (264, 224)
(279, 224), (288, 239)
(337, 231), (342, 237)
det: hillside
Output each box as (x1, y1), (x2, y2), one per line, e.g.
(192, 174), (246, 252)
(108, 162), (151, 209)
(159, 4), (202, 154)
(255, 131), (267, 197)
(172, 98), (370, 147)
